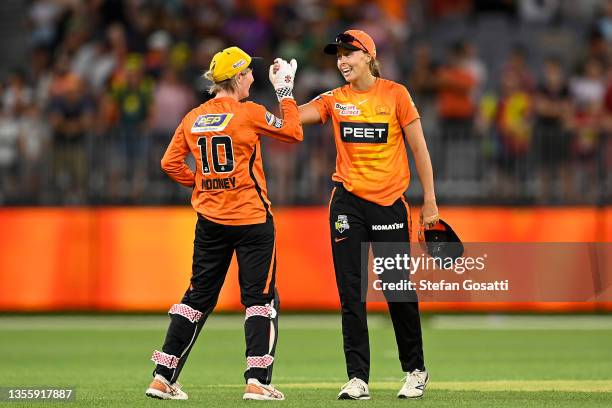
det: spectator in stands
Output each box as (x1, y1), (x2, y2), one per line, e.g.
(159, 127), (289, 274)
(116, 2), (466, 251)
(2, 69), (33, 116)
(569, 57), (605, 203)
(71, 35), (116, 94)
(569, 99), (603, 204)
(435, 42), (477, 180)
(145, 30), (172, 79)
(582, 29), (610, 69)
(106, 23), (129, 77)
(27, 0), (64, 48)
(48, 53), (76, 100)
(48, 74), (94, 202)
(602, 66), (612, 202)
(108, 54), (153, 200)
(407, 42), (438, 148)
(29, 45), (53, 107)
(3, 0), (609, 206)
(461, 41), (487, 99)
(0, 104), (21, 203)
(436, 42), (477, 127)
(533, 57), (573, 203)
(149, 67), (194, 184)
(18, 103), (51, 203)
(489, 71), (533, 201)
(570, 57), (605, 108)
(501, 44), (536, 92)
(407, 43), (437, 110)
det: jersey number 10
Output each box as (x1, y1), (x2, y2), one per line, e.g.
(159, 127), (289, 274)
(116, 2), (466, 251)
(197, 136), (235, 174)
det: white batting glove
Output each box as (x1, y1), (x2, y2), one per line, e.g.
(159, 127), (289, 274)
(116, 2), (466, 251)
(269, 58), (297, 101)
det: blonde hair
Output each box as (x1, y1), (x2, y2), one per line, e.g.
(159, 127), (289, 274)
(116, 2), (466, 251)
(203, 70), (239, 95)
(368, 58), (381, 77)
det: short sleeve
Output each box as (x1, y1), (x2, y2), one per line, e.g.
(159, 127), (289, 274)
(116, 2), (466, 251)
(396, 85), (420, 129)
(310, 92), (333, 124)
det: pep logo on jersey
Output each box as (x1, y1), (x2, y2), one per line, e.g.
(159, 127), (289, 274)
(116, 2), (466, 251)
(340, 122), (389, 143)
(192, 113), (234, 133)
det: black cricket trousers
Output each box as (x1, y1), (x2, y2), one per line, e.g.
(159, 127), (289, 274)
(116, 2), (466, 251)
(329, 183), (424, 383)
(152, 214), (280, 385)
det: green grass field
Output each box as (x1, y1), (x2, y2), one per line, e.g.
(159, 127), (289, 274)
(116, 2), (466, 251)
(1, 314), (612, 407)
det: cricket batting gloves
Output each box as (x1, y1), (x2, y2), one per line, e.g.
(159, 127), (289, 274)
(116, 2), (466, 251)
(269, 58), (297, 101)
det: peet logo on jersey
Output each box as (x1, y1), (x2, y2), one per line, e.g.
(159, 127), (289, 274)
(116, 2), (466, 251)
(372, 223), (404, 231)
(334, 103), (361, 116)
(192, 113), (234, 133)
(340, 122), (389, 143)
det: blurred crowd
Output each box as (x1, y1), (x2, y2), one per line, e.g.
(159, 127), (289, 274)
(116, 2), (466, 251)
(0, 0), (611, 206)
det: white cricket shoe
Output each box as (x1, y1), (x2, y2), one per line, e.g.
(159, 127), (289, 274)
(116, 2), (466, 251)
(243, 378), (285, 400)
(337, 378), (370, 400)
(145, 374), (188, 400)
(397, 369), (429, 399)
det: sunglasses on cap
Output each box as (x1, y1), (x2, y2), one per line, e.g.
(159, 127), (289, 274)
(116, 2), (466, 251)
(335, 33), (369, 54)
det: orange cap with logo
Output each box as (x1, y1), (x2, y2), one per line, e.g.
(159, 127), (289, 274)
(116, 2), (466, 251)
(324, 30), (377, 59)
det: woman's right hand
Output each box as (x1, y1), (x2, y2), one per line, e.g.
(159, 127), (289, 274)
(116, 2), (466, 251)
(269, 58), (298, 101)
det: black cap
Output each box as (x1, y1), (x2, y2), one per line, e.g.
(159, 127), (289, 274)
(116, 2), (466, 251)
(421, 219), (464, 261)
(323, 41), (361, 55)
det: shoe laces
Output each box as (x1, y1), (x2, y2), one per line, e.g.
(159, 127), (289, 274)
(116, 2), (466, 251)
(402, 370), (426, 387)
(342, 378), (365, 391)
(168, 381), (183, 395)
(261, 383), (282, 397)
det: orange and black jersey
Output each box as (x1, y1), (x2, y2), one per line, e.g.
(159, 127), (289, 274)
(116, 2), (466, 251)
(161, 97), (303, 225)
(311, 78), (420, 206)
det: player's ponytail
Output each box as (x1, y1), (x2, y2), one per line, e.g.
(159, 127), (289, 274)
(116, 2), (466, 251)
(368, 58), (381, 77)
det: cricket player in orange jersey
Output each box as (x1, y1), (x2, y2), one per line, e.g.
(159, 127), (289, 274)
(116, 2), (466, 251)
(296, 30), (439, 399)
(145, 46), (302, 401)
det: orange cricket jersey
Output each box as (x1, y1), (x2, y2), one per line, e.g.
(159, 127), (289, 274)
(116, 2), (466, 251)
(161, 97), (303, 225)
(311, 78), (420, 206)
